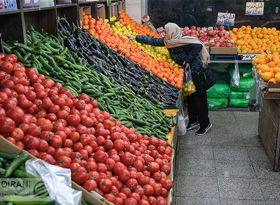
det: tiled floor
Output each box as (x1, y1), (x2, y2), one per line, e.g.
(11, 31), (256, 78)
(173, 111), (280, 205)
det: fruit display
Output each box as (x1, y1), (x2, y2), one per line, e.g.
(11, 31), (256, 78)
(111, 21), (180, 68)
(58, 18), (179, 107)
(253, 52), (280, 83)
(82, 14), (184, 88)
(183, 26), (234, 47)
(3, 26), (176, 140)
(118, 11), (160, 38)
(0, 53), (173, 205)
(230, 26), (280, 53)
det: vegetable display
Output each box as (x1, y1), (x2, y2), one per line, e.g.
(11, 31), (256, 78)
(58, 18), (179, 107)
(83, 14), (184, 88)
(0, 53), (173, 205)
(3, 26), (176, 140)
(0, 152), (54, 205)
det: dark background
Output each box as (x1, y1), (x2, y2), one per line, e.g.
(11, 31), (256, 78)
(148, 0), (280, 29)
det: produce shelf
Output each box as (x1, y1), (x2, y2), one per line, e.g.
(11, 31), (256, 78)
(0, 10), (20, 16)
(210, 60), (252, 64)
(56, 3), (78, 8)
(23, 6), (56, 13)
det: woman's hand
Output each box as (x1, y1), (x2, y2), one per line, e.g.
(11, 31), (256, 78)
(125, 35), (136, 40)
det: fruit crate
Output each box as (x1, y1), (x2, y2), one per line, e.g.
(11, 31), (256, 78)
(258, 97), (280, 171)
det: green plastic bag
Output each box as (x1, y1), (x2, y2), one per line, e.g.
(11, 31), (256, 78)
(207, 81), (230, 98)
(229, 64), (252, 79)
(207, 98), (228, 109)
(230, 91), (248, 99)
(229, 98), (249, 108)
(230, 78), (255, 92)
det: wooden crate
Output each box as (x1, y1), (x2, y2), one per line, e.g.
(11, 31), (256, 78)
(258, 98), (280, 171)
(0, 136), (106, 204)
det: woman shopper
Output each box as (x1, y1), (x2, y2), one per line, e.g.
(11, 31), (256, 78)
(127, 23), (212, 135)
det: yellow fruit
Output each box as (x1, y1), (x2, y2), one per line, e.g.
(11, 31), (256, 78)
(261, 72), (273, 81)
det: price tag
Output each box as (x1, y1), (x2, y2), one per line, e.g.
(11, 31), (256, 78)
(245, 2), (264, 15)
(241, 54), (258, 61)
(217, 12), (235, 26)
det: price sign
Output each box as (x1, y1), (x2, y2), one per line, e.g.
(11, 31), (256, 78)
(240, 54), (258, 61)
(245, 2), (264, 15)
(217, 12), (235, 26)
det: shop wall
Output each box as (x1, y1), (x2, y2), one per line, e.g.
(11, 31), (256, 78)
(126, 0), (144, 23)
(148, 0), (280, 29)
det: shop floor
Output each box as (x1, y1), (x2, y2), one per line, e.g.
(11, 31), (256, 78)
(173, 111), (280, 205)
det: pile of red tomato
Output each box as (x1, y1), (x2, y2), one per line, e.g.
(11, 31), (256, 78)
(0, 53), (173, 205)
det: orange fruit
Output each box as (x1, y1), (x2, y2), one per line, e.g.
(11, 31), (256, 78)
(261, 72), (273, 81)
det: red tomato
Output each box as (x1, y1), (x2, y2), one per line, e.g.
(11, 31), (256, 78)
(121, 187), (132, 197)
(75, 100), (86, 110)
(0, 117), (16, 134)
(72, 167), (88, 185)
(161, 188), (168, 197)
(74, 142), (83, 151)
(133, 160), (144, 172)
(144, 184), (154, 196)
(118, 168), (130, 182)
(46, 146), (56, 156)
(69, 131), (80, 143)
(64, 139), (73, 148)
(85, 161), (97, 172)
(27, 149), (39, 157)
(103, 193), (116, 204)
(139, 199), (149, 205)
(110, 154), (120, 163)
(79, 149), (88, 160)
(40, 131), (53, 142)
(15, 141), (25, 149)
(163, 179), (173, 191)
(51, 135), (62, 148)
(0, 92), (8, 103)
(57, 156), (72, 168)
(115, 197), (124, 205)
(148, 196), (157, 205)
(10, 128), (24, 141)
(1, 61), (13, 73)
(80, 134), (91, 146)
(38, 139), (48, 152)
(27, 136), (40, 149)
(148, 162), (160, 173)
(104, 158), (115, 171)
(161, 164), (171, 175)
(83, 179), (97, 192)
(46, 113), (57, 122)
(124, 198), (137, 205)
(97, 163), (107, 173)
(6, 137), (16, 144)
(121, 152), (135, 166)
(88, 171), (100, 182)
(99, 178), (113, 193)
(36, 118), (53, 131)
(135, 185), (144, 197)
(94, 150), (108, 163)
(126, 178), (138, 191)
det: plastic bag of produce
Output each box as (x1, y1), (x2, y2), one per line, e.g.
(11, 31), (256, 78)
(230, 77), (255, 92)
(182, 68), (196, 96)
(232, 61), (240, 86)
(207, 81), (230, 98)
(229, 98), (249, 108)
(230, 91), (248, 99)
(229, 64), (252, 79)
(177, 93), (187, 136)
(26, 159), (82, 205)
(207, 98), (228, 109)
(246, 81), (263, 112)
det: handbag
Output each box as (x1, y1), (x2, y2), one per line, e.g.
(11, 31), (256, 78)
(191, 67), (216, 93)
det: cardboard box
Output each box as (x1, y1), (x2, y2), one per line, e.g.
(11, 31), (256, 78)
(210, 45), (238, 54)
(0, 136), (106, 205)
(97, 4), (105, 20)
(79, 6), (91, 22)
